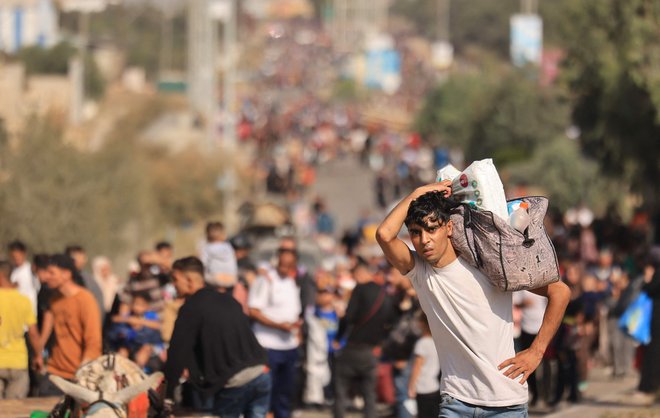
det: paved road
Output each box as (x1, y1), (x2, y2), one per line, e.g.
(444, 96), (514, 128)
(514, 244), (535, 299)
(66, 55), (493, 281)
(310, 154), (379, 235)
(295, 367), (659, 418)
(2, 366), (657, 417)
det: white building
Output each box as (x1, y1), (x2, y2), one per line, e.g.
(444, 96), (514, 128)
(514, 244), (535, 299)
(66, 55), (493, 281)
(0, 0), (59, 53)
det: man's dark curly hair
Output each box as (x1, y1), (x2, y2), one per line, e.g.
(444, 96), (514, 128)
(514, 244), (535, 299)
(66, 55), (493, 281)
(405, 191), (459, 228)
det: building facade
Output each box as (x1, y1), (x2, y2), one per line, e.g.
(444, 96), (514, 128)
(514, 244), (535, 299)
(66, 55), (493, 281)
(0, 0), (59, 53)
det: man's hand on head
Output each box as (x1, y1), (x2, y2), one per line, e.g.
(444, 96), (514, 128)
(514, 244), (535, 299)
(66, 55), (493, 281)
(415, 180), (453, 199)
(497, 346), (544, 384)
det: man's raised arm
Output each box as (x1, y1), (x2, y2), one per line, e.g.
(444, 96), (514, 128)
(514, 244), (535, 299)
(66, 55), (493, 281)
(376, 181), (451, 275)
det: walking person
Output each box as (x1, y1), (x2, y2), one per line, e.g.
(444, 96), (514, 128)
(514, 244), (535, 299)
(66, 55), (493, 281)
(376, 181), (570, 417)
(407, 312), (440, 418)
(249, 247), (302, 418)
(332, 260), (395, 418)
(7, 241), (38, 316)
(0, 260), (42, 399)
(38, 254), (102, 396)
(630, 252), (660, 405)
(164, 256), (271, 418)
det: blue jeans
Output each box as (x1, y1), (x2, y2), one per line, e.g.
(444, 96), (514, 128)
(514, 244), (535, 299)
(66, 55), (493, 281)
(268, 348), (299, 418)
(439, 394), (528, 418)
(393, 362), (413, 418)
(213, 372), (272, 418)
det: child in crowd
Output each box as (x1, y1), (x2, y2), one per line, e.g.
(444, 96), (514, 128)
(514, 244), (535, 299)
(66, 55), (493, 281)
(408, 312), (440, 418)
(108, 292), (164, 371)
(200, 221), (238, 287)
(316, 285), (343, 362)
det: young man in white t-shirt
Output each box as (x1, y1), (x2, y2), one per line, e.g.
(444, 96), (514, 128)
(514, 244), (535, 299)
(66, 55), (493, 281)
(376, 181), (570, 417)
(248, 248), (302, 418)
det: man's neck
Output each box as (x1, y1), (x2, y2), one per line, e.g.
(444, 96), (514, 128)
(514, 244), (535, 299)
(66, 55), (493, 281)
(430, 249), (458, 269)
(186, 284), (205, 298)
(58, 281), (81, 297)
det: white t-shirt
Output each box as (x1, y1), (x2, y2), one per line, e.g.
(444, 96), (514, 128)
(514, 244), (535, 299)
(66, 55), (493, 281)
(414, 336), (440, 394)
(10, 262), (38, 316)
(200, 241), (238, 284)
(406, 253), (528, 407)
(512, 291), (547, 335)
(248, 268), (301, 350)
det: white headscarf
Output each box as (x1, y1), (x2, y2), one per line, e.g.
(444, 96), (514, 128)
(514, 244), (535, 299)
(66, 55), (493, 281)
(92, 256), (119, 312)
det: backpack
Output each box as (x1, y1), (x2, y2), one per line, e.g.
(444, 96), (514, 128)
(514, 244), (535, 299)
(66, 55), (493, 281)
(449, 196), (560, 292)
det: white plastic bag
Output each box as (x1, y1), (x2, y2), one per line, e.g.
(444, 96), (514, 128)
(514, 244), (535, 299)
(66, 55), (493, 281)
(436, 159), (509, 221)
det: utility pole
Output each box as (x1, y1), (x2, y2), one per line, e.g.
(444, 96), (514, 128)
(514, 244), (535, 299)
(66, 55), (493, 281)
(520, 0), (538, 14)
(437, 0), (450, 42)
(188, 0), (216, 150)
(223, 0), (237, 148)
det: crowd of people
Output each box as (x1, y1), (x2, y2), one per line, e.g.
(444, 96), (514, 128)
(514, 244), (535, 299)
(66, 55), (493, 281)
(230, 19), (440, 226)
(0, 188), (658, 417)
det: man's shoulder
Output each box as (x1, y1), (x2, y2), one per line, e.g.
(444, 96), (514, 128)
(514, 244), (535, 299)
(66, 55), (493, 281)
(188, 286), (233, 305)
(0, 288), (31, 305)
(185, 287), (241, 315)
(75, 287), (99, 304)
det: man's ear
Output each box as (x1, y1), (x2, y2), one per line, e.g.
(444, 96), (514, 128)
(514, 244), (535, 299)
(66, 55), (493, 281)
(446, 220), (453, 237)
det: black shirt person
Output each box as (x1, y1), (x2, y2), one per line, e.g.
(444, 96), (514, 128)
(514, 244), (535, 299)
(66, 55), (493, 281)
(164, 256), (270, 418)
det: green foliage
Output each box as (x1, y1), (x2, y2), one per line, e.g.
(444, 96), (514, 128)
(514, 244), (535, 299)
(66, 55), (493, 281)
(0, 98), (228, 257)
(0, 119), (7, 169)
(83, 5), (187, 78)
(16, 41), (76, 74)
(506, 136), (617, 213)
(146, 147), (225, 226)
(0, 119), (7, 148)
(0, 117), (153, 255)
(332, 78), (360, 102)
(84, 54), (106, 99)
(450, 0), (518, 58)
(415, 69), (569, 167)
(559, 0), (660, 205)
(391, 0), (518, 58)
(13, 41), (105, 98)
(414, 71), (493, 148)
(100, 97), (226, 227)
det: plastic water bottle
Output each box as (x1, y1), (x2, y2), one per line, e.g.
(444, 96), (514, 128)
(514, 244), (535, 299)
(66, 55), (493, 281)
(509, 202), (531, 233)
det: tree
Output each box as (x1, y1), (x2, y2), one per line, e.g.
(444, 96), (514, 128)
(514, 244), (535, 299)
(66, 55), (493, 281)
(506, 136), (619, 213)
(415, 69), (569, 167)
(0, 117), (153, 255)
(390, 0), (518, 58)
(14, 41), (106, 98)
(15, 41), (76, 74)
(559, 0), (660, 210)
(145, 146), (225, 226)
(74, 4), (188, 78)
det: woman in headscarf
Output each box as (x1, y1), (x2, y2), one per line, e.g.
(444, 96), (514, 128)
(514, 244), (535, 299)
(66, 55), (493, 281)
(92, 256), (119, 313)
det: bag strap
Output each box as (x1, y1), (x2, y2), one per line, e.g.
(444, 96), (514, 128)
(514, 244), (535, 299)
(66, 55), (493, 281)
(356, 286), (386, 328)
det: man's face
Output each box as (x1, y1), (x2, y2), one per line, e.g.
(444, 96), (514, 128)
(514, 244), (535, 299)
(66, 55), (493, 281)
(408, 215), (453, 267)
(158, 248), (173, 267)
(598, 251), (613, 268)
(171, 270), (191, 297)
(352, 265), (372, 284)
(9, 250), (26, 267)
(70, 251), (87, 271)
(46, 266), (70, 289)
(34, 268), (52, 284)
(277, 250), (297, 278)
